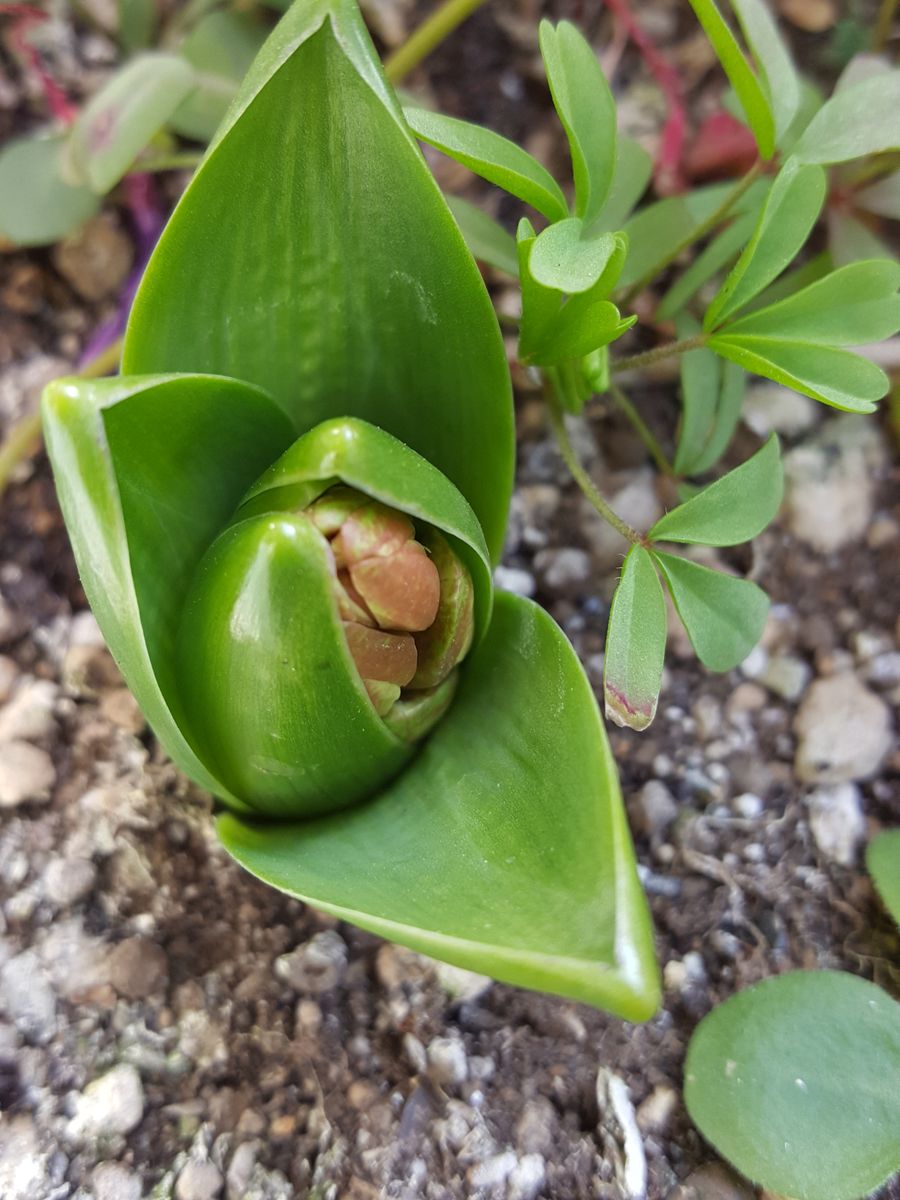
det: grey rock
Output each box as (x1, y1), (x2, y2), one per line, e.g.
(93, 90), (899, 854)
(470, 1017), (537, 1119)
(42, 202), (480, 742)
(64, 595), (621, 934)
(0, 950), (56, 1042)
(795, 674), (893, 783)
(69, 1064), (145, 1140)
(492, 566), (536, 598)
(515, 1096), (558, 1156)
(175, 1160), (224, 1200)
(0, 1116), (53, 1200)
(226, 1140), (259, 1200)
(0, 678), (57, 742)
(108, 936), (169, 999)
(757, 654), (811, 702)
(42, 856), (97, 908)
(743, 383), (816, 438)
(808, 783), (866, 866)
(507, 1153), (547, 1200)
(92, 1162), (142, 1200)
(534, 546), (592, 591)
(467, 1149), (517, 1191)
(274, 930), (347, 994)
(629, 781), (678, 838)
(427, 1035), (468, 1087)
(0, 740), (55, 807)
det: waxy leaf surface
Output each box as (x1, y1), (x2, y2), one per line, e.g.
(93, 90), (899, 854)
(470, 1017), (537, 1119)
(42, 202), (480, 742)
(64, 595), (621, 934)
(404, 107), (568, 222)
(867, 830), (900, 928)
(793, 72), (900, 164)
(124, 1), (514, 563)
(220, 591), (660, 1018)
(653, 551), (769, 671)
(685, 972), (900, 1200)
(604, 546), (667, 732)
(730, 0), (799, 142)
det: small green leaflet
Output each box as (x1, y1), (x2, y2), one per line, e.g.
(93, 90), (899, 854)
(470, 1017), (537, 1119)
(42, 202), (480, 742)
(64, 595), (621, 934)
(593, 138), (652, 232)
(650, 434), (782, 546)
(404, 107), (568, 223)
(653, 551), (769, 672)
(657, 208), (759, 322)
(793, 71), (900, 165)
(685, 972), (900, 1200)
(674, 332), (746, 478)
(705, 158), (827, 329)
(118, 0), (156, 52)
(66, 53), (197, 193)
(867, 830), (900, 928)
(529, 220), (617, 294)
(170, 9), (268, 142)
(603, 546), (667, 732)
(0, 133), (99, 247)
(539, 20), (616, 226)
(445, 196), (518, 277)
(730, 0), (800, 143)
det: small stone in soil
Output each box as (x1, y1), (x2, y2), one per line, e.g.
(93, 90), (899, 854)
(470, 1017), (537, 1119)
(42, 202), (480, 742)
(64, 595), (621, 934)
(108, 936), (169, 999)
(68, 1063), (145, 1140)
(794, 673), (893, 783)
(807, 783), (865, 866)
(274, 930), (348, 994)
(0, 740), (55, 807)
(175, 1159), (224, 1200)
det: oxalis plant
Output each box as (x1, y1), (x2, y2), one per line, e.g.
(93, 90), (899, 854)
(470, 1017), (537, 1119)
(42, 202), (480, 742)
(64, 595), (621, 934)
(37, 0), (900, 1194)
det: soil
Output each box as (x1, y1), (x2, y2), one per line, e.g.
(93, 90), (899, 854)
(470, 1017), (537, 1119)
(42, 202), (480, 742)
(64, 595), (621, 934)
(1, 3), (898, 1199)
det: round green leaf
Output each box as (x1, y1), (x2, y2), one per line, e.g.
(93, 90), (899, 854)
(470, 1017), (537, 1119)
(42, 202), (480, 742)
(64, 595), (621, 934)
(529, 220), (617, 294)
(219, 591), (661, 1019)
(0, 133), (99, 248)
(867, 830), (900, 928)
(685, 971), (900, 1200)
(123, 2), (514, 564)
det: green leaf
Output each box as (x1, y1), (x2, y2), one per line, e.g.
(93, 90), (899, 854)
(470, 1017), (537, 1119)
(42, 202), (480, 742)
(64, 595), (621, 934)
(529, 220), (617, 294)
(0, 133), (99, 248)
(170, 10), (268, 142)
(219, 590), (661, 1018)
(685, 0), (775, 158)
(710, 334), (888, 413)
(530, 304), (634, 366)
(794, 71), (900, 164)
(539, 20), (616, 225)
(685, 971), (900, 1200)
(42, 373), (295, 809)
(653, 551), (769, 671)
(66, 53), (197, 194)
(705, 158), (827, 329)
(675, 335), (722, 477)
(689, 360), (745, 476)
(650, 434), (782, 546)
(828, 211), (897, 268)
(723, 260), (900, 344)
(739, 248), (832, 315)
(867, 830), (900, 928)
(656, 208), (759, 322)
(730, 0), (800, 142)
(603, 546), (667, 732)
(238, 416), (494, 648)
(403, 106), (568, 222)
(594, 137), (653, 232)
(118, 0), (157, 52)
(517, 218), (563, 362)
(123, 3), (514, 565)
(445, 196), (518, 277)
(857, 170), (900, 220)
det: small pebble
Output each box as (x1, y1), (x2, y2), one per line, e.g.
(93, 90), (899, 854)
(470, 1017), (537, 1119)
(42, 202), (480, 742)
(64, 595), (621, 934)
(794, 674), (893, 783)
(0, 950), (56, 1043)
(175, 1159), (224, 1200)
(42, 857), (97, 908)
(0, 741), (55, 808)
(274, 930), (347, 994)
(427, 1036), (468, 1087)
(807, 783), (865, 866)
(92, 1162), (142, 1200)
(69, 1064), (145, 1140)
(108, 936), (169, 999)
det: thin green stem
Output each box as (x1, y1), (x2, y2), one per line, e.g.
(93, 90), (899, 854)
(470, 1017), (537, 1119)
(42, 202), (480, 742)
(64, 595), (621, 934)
(134, 151), (204, 174)
(621, 160), (764, 307)
(611, 332), (707, 375)
(545, 373), (643, 546)
(384, 0), (492, 84)
(608, 384), (675, 477)
(0, 338), (122, 497)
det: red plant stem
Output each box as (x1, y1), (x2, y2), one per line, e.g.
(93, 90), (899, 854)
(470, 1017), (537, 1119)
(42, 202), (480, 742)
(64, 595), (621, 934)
(602, 0), (686, 195)
(2, 5), (77, 123)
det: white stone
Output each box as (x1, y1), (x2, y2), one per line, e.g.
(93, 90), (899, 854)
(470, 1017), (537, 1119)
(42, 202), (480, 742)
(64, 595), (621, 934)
(175, 1159), (224, 1200)
(274, 930), (347, 994)
(468, 1150), (517, 1190)
(758, 655), (811, 702)
(0, 950), (56, 1043)
(69, 1064), (145, 1140)
(743, 383), (817, 438)
(42, 856), (97, 908)
(0, 678), (57, 742)
(534, 546), (592, 590)
(732, 792), (764, 820)
(492, 566), (536, 597)
(0, 1117), (52, 1200)
(795, 674), (893, 783)
(507, 1154), (547, 1200)
(93, 1162), (143, 1200)
(808, 783), (866, 866)
(0, 740), (55, 807)
(629, 781), (678, 838)
(427, 1035), (468, 1087)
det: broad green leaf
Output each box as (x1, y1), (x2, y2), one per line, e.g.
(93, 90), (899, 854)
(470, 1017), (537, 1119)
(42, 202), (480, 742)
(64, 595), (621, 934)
(689, 360), (745, 476)
(653, 551), (769, 671)
(67, 53), (197, 194)
(445, 196), (518, 277)
(829, 211), (896, 267)
(219, 590), (661, 1018)
(685, 0), (775, 158)
(857, 170), (900, 220)
(651, 434), (782, 546)
(731, 0), (800, 142)
(124, 3), (514, 564)
(724, 260), (900, 344)
(170, 10), (268, 142)
(530, 304), (633, 367)
(539, 20), (616, 225)
(739, 249), (831, 315)
(710, 334), (888, 413)
(118, 0), (157, 52)
(238, 416), (494, 648)
(685, 972), (900, 1200)
(0, 133), (99, 248)
(42, 373), (295, 810)
(867, 830), (900, 928)
(594, 137), (652, 232)
(618, 178), (768, 292)
(529, 220), (617, 294)
(603, 546), (667, 732)
(404, 106), (567, 222)
(656, 208), (759, 322)
(178, 511), (412, 818)
(794, 71), (900, 164)
(705, 158), (827, 329)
